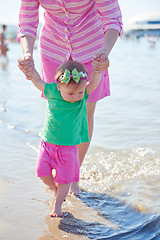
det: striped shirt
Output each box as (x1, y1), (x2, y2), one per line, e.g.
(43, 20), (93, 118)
(18, 0), (123, 64)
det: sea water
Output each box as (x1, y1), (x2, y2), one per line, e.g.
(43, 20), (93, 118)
(0, 36), (160, 240)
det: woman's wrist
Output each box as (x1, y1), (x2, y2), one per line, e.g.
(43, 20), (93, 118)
(101, 48), (109, 58)
(24, 51), (32, 58)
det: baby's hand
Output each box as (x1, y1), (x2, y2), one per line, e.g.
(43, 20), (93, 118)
(92, 51), (109, 73)
(17, 54), (34, 80)
(94, 51), (107, 62)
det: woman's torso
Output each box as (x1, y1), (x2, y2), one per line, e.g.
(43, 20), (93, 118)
(39, 0), (104, 63)
(18, 0), (122, 63)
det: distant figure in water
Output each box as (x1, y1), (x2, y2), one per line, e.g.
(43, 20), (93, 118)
(148, 36), (156, 48)
(0, 24), (9, 58)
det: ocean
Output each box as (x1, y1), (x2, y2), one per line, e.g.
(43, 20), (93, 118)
(0, 36), (160, 240)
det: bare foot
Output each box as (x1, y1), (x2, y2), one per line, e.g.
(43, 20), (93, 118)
(50, 202), (63, 218)
(68, 182), (81, 196)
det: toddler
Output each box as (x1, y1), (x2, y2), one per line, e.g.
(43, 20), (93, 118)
(18, 59), (103, 217)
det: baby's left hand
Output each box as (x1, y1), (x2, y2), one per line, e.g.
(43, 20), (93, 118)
(94, 50), (107, 62)
(92, 51), (109, 72)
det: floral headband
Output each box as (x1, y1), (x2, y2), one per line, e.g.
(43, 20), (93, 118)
(57, 68), (87, 84)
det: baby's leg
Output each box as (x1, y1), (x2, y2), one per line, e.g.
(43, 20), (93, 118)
(50, 183), (70, 218)
(40, 174), (58, 195)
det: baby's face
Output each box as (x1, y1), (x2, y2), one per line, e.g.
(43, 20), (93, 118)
(57, 80), (87, 103)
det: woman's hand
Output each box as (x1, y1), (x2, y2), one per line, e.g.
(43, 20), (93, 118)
(92, 50), (109, 73)
(17, 53), (35, 80)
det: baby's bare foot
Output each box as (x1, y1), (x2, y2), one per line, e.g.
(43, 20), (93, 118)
(50, 202), (63, 218)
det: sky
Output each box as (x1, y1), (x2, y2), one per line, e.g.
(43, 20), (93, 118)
(0, 0), (160, 29)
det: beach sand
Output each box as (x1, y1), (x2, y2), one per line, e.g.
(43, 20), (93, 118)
(0, 176), (120, 240)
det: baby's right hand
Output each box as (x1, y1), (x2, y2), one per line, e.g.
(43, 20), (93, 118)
(17, 54), (34, 80)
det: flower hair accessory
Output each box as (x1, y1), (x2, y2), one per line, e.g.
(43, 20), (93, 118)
(58, 68), (87, 84)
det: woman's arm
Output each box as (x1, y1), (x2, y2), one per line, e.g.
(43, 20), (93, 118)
(20, 35), (35, 58)
(95, 0), (123, 36)
(103, 29), (119, 57)
(94, 0), (123, 72)
(18, 0), (40, 78)
(93, 29), (119, 72)
(19, 36), (35, 79)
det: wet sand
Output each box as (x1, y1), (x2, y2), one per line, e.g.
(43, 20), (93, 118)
(0, 177), (119, 240)
(1, 155), (160, 240)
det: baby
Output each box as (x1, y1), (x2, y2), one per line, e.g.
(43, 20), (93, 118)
(18, 58), (104, 217)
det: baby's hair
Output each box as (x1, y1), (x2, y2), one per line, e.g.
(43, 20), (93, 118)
(55, 60), (88, 85)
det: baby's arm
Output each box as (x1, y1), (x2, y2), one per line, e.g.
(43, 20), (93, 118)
(86, 56), (108, 95)
(17, 58), (45, 92)
(30, 69), (45, 92)
(86, 59), (102, 95)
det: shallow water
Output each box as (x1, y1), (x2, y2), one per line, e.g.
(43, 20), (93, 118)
(0, 37), (160, 240)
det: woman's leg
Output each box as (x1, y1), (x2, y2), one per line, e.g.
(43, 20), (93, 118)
(69, 102), (97, 195)
(50, 183), (70, 217)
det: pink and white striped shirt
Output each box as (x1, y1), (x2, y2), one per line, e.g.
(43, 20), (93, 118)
(18, 0), (123, 64)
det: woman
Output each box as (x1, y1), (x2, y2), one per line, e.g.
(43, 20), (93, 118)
(18, 0), (123, 195)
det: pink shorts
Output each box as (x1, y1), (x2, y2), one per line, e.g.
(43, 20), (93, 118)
(36, 140), (79, 184)
(41, 55), (110, 102)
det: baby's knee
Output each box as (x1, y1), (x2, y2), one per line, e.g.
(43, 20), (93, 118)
(40, 176), (45, 181)
(39, 177), (47, 184)
(39, 175), (51, 183)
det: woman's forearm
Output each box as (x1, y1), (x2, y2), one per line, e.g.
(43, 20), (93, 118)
(103, 29), (119, 56)
(92, 29), (120, 73)
(20, 35), (35, 57)
(18, 35), (35, 79)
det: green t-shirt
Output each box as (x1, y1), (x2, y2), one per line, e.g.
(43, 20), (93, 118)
(41, 82), (89, 146)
